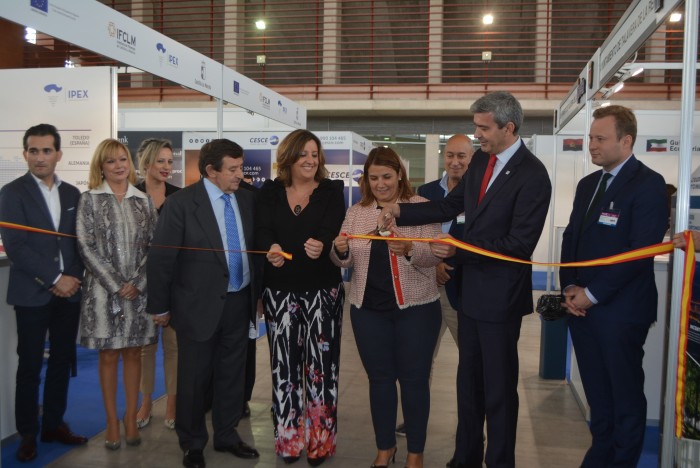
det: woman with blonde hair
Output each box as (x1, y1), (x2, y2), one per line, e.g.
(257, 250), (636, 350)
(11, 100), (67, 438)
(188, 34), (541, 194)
(133, 138), (180, 430)
(77, 138), (158, 449)
(256, 129), (346, 466)
(331, 146), (442, 468)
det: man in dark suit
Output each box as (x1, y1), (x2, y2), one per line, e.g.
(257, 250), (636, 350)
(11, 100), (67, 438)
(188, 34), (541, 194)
(147, 139), (262, 468)
(383, 91), (552, 468)
(0, 124), (88, 462)
(560, 105), (668, 467)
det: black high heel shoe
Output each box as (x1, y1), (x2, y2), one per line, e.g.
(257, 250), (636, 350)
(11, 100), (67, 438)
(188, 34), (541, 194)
(370, 447), (397, 467)
(308, 455), (327, 466)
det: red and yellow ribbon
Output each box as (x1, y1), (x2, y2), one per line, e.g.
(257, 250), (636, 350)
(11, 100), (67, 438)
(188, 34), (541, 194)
(347, 233), (673, 267)
(676, 230), (695, 437)
(0, 221), (292, 260)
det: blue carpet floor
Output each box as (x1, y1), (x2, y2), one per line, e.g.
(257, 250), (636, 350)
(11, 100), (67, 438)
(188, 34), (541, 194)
(1, 344), (166, 468)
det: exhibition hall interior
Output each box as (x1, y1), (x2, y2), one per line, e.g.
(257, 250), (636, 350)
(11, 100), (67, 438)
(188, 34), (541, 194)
(0, 0), (698, 467)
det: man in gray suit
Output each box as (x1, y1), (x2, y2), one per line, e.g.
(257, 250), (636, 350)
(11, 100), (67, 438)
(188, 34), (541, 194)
(147, 139), (262, 468)
(0, 124), (88, 462)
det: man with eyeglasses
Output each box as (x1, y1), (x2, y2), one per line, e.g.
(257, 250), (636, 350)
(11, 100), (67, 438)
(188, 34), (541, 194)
(0, 124), (87, 462)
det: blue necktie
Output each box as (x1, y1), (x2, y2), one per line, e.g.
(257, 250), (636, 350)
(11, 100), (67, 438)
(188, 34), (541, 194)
(222, 194), (243, 289)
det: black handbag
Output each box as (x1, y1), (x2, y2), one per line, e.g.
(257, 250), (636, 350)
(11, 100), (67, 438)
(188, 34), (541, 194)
(536, 294), (567, 321)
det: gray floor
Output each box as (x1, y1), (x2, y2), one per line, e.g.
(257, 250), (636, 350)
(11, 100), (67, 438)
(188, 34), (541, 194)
(48, 292), (590, 467)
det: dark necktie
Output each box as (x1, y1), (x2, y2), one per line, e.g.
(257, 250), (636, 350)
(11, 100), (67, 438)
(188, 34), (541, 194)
(222, 194), (243, 289)
(478, 154), (498, 204)
(583, 172), (612, 225)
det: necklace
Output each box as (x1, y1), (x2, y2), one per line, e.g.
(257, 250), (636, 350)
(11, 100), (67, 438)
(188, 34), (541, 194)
(110, 188), (128, 196)
(287, 185), (315, 216)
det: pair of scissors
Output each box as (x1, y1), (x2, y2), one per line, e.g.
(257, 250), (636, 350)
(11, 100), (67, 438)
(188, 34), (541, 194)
(365, 212), (393, 241)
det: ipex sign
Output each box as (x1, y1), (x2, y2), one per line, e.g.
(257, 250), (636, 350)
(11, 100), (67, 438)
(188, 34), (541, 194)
(66, 89), (89, 101)
(156, 42), (179, 68)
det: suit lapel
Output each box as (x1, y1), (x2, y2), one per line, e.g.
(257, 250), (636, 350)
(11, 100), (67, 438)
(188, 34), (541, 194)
(602, 155), (638, 205)
(56, 183), (75, 234)
(235, 189), (254, 249)
(22, 173), (54, 230)
(464, 145), (526, 226)
(577, 172), (601, 233)
(580, 156), (639, 233)
(193, 181), (227, 268)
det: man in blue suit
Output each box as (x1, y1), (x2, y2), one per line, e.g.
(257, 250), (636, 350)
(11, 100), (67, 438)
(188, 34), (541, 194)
(383, 92), (552, 468)
(0, 124), (87, 462)
(560, 105), (668, 467)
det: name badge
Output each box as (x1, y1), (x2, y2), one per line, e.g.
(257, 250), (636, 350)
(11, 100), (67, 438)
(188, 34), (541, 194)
(598, 208), (620, 227)
(456, 213), (465, 224)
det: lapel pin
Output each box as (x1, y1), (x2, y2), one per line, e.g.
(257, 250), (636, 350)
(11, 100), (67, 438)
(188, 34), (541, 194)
(506, 170), (511, 175)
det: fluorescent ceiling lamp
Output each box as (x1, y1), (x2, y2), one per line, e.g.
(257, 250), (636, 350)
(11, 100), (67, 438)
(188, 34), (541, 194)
(255, 20), (266, 30)
(25, 27), (36, 44)
(483, 14), (494, 25)
(669, 12), (682, 22)
(630, 66), (644, 77)
(612, 82), (624, 94)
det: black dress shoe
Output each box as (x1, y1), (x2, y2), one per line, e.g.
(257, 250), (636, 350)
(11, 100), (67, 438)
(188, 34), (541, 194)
(308, 455), (327, 466)
(183, 449), (206, 468)
(16, 435), (37, 462)
(41, 423), (88, 445)
(242, 402), (251, 418)
(446, 459), (475, 468)
(214, 440), (260, 459)
(283, 455), (300, 464)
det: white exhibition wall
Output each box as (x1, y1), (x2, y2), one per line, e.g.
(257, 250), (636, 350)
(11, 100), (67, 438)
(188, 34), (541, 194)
(0, 66), (115, 440)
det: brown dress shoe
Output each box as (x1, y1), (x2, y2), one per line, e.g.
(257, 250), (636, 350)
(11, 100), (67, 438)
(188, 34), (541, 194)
(41, 423), (88, 445)
(16, 435), (37, 462)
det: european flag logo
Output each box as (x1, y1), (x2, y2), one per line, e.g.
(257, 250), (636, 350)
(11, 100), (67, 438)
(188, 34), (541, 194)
(31, 0), (48, 13)
(233, 81), (240, 95)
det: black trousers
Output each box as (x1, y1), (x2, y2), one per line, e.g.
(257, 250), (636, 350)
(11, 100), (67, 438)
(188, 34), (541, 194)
(453, 315), (523, 468)
(175, 289), (250, 451)
(15, 297), (80, 436)
(351, 300), (441, 454)
(569, 315), (649, 468)
(244, 337), (256, 402)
